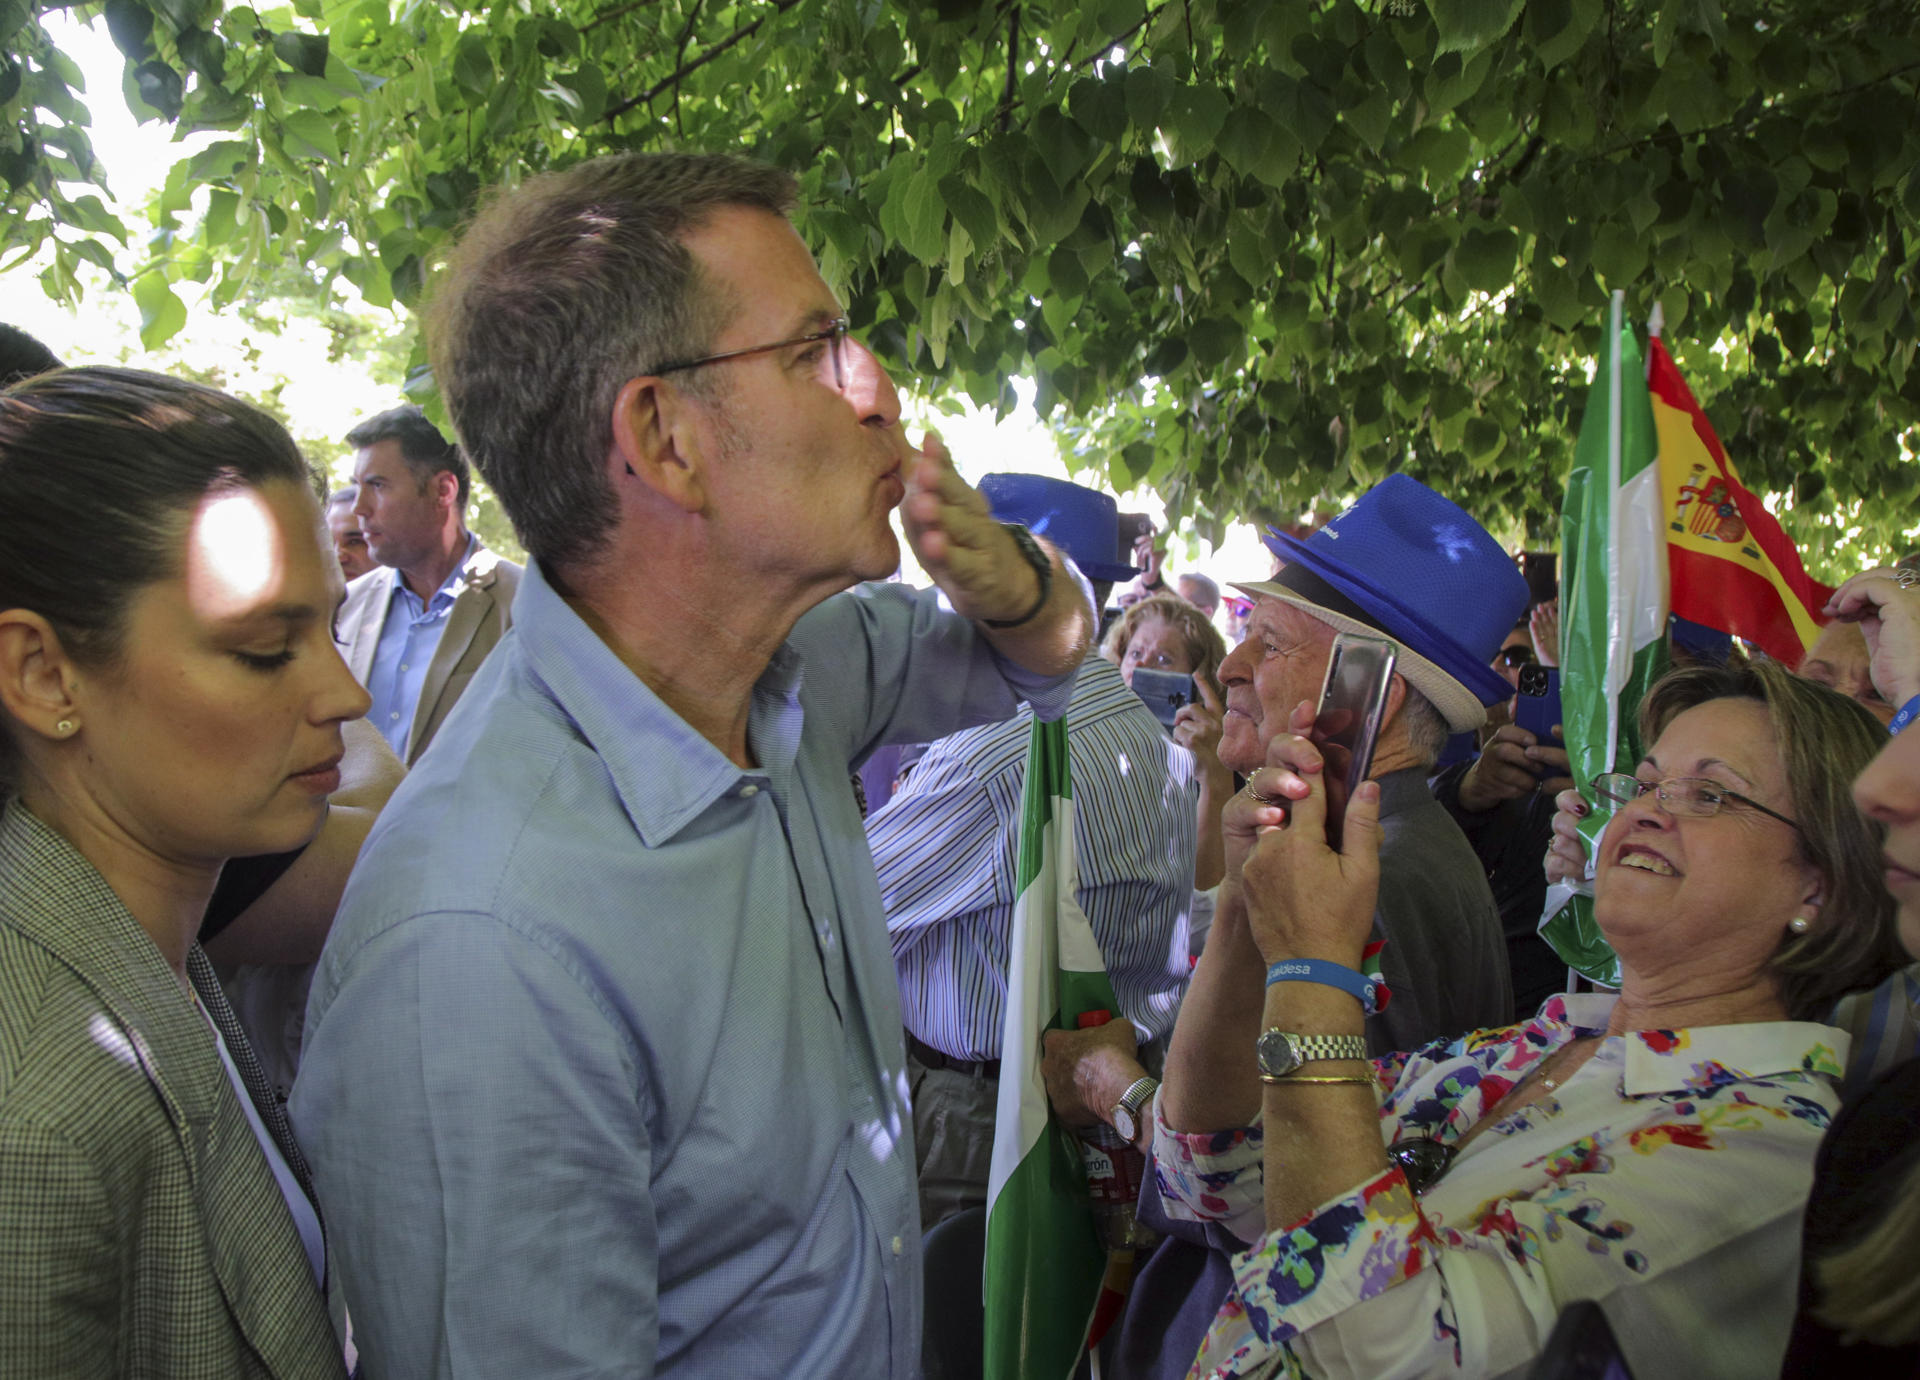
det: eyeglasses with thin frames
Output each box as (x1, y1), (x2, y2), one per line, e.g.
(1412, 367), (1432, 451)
(649, 317), (852, 391)
(1592, 772), (1800, 833)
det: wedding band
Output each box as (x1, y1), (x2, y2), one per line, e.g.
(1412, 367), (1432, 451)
(1245, 784), (1284, 806)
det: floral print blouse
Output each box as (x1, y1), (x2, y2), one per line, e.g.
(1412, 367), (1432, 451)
(1153, 994), (1848, 1380)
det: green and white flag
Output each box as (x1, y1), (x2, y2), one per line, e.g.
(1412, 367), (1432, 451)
(1543, 290), (1670, 983)
(982, 714), (1113, 1380)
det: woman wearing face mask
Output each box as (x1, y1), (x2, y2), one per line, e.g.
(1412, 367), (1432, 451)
(0, 369), (366, 1377)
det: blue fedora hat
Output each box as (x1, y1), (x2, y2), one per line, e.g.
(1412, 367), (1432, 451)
(1231, 475), (1528, 731)
(978, 473), (1141, 584)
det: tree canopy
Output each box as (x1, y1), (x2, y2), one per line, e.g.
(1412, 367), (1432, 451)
(4, 0), (1917, 567)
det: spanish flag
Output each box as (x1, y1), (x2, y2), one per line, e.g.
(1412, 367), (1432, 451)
(1649, 336), (1832, 663)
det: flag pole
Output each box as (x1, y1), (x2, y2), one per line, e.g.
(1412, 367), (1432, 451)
(1603, 289), (1624, 778)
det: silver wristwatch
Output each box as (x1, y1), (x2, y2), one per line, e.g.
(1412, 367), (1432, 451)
(1255, 1028), (1368, 1081)
(1110, 1075), (1159, 1144)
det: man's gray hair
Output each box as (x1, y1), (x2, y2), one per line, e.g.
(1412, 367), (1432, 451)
(1398, 685), (1451, 767)
(426, 152), (797, 575)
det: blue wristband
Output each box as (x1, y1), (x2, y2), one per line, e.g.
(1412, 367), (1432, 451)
(1265, 959), (1383, 1015)
(1890, 694), (1920, 738)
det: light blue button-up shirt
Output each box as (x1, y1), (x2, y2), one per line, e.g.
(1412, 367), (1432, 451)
(365, 536), (475, 756)
(292, 558), (1080, 1379)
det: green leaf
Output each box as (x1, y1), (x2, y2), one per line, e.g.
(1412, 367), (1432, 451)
(1216, 106), (1298, 187)
(1188, 317), (1241, 368)
(1169, 84), (1229, 156)
(1428, 0), (1525, 57)
(900, 167), (947, 261)
(1069, 75), (1126, 144)
(452, 33), (494, 98)
(176, 27), (225, 84)
(1342, 84), (1391, 154)
(1524, 0), (1599, 71)
(104, 0), (154, 59)
(131, 271), (187, 349)
(272, 30), (330, 78)
(202, 186), (238, 244)
(938, 175), (998, 256)
(133, 60), (184, 120)
(279, 108), (340, 162)
(1032, 106), (1092, 187)
(1124, 64), (1169, 132)
(1452, 225), (1516, 293)
(556, 64), (606, 123)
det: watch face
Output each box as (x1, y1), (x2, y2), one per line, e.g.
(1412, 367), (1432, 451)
(1112, 1104), (1139, 1142)
(1256, 1029), (1300, 1078)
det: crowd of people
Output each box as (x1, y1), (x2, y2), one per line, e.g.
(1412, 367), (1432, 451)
(0, 151), (1915, 1380)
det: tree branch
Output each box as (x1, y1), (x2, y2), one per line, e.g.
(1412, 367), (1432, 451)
(1000, 4), (1020, 134)
(601, 0), (804, 123)
(580, 0), (656, 35)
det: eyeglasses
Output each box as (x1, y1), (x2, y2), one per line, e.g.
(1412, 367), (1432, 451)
(650, 317), (851, 391)
(1592, 772), (1800, 832)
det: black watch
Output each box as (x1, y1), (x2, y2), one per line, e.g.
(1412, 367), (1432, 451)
(983, 523), (1053, 630)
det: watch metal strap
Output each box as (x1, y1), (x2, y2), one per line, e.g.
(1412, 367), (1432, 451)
(1117, 1075), (1158, 1116)
(1282, 1031), (1368, 1064)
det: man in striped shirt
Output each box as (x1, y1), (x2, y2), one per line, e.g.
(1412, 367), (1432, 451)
(868, 474), (1200, 1230)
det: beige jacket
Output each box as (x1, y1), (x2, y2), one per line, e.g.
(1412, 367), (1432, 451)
(333, 538), (521, 764)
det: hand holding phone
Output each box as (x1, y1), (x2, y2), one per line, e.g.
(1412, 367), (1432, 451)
(1312, 634), (1398, 850)
(1513, 665), (1563, 775)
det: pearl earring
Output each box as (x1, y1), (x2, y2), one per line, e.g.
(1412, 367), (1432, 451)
(1788, 915), (1811, 935)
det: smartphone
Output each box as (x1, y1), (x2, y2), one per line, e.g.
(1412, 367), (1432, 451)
(1514, 664), (1563, 774)
(1313, 633), (1398, 849)
(1116, 512), (1155, 551)
(1129, 667), (1193, 731)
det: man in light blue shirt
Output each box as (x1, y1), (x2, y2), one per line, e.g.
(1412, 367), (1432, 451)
(331, 406), (520, 763)
(291, 153), (1095, 1379)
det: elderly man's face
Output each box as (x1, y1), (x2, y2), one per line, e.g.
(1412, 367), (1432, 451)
(1216, 597), (1337, 774)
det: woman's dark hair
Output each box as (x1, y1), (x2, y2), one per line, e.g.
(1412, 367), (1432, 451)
(1638, 658), (1901, 1019)
(0, 366), (316, 671)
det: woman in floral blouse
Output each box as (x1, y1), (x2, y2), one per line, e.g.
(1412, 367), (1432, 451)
(1155, 660), (1898, 1380)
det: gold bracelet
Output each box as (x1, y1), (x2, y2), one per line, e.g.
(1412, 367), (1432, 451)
(1260, 1073), (1374, 1086)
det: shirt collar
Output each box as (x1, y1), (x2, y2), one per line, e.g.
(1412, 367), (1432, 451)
(1531, 992), (1849, 1093)
(1620, 1020), (1849, 1095)
(512, 559), (785, 847)
(388, 533), (478, 613)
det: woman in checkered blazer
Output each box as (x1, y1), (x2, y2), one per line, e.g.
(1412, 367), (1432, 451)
(0, 369), (362, 1378)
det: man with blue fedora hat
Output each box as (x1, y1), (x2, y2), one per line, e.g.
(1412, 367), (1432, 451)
(868, 472), (1201, 1239)
(1098, 476), (1524, 1380)
(1207, 473), (1525, 1054)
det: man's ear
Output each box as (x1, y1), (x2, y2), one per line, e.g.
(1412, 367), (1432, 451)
(434, 468), (461, 516)
(0, 610), (83, 745)
(609, 376), (705, 514)
(1382, 670), (1410, 723)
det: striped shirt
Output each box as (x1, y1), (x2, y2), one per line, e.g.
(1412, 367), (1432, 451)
(869, 655), (1198, 1061)
(1829, 961), (1920, 1099)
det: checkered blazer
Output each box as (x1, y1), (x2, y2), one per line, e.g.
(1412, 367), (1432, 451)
(0, 801), (346, 1379)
